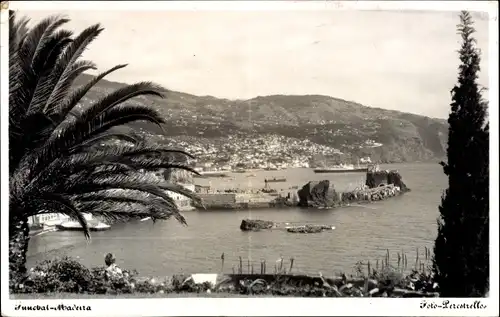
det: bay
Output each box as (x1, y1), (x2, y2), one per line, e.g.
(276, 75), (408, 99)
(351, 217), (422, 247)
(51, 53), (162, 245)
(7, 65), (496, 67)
(26, 162), (446, 277)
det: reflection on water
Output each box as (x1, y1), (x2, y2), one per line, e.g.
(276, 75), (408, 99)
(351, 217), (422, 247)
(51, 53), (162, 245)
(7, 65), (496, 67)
(27, 163), (446, 276)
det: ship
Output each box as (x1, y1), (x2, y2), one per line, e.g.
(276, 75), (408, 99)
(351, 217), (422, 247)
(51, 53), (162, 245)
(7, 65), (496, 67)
(313, 163), (368, 174)
(232, 169), (247, 173)
(265, 177), (287, 183)
(56, 220), (111, 231)
(264, 167), (279, 171)
(193, 171), (229, 178)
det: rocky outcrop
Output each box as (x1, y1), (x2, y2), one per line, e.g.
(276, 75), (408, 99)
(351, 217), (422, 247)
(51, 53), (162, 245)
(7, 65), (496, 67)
(365, 169), (410, 192)
(286, 224), (334, 234)
(297, 180), (339, 208)
(340, 184), (402, 203)
(240, 219), (275, 231)
(297, 170), (409, 208)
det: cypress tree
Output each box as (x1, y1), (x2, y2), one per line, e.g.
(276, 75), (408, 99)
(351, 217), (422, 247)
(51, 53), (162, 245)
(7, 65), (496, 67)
(433, 11), (489, 297)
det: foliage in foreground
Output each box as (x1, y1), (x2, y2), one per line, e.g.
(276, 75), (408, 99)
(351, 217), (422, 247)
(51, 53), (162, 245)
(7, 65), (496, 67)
(13, 257), (438, 297)
(8, 11), (200, 286)
(433, 11), (490, 297)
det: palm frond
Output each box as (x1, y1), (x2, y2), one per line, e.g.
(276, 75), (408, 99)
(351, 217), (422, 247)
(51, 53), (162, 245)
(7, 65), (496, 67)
(9, 21), (73, 171)
(78, 81), (164, 122)
(41, 105), (165, 163)
(58, 64), (128, 122)
(43, 59), (98, 116)
(125, 156), (199, 175)
(87, 105), (166, 137)
(62, 176), (188, 225)
(17, 105), (164, 184)
(9, 11), (30, 54)
(69, 132), (139, 152)
(27, 194), (91, 240)
(9, 13), (198, 250)
(19, 30), (74, 117)
(10, 16), (69, 116)
(157, 182), (203, 207)
(22, 16), (68, 63)
(32, 17), (70, 64)
(9, 12), (30, 91)
(42, 24), (104, 114)
(123, 141), (195, 159)
(74, 193), (182, 219)
(74, 200), (177, 224)
(25, 141), (191, 191)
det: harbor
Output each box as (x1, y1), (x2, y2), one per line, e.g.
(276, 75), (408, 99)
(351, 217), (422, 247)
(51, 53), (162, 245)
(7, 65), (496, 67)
(26, 163), (441, 277)
(194, 165), (409, 210)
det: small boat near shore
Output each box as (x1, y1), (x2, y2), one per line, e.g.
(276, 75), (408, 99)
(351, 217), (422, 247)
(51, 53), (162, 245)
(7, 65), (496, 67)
(314, 162), (370, 174)
(314, 165), (368, 174)
(265, 177), (287, 183)
(194, 171), (229, 178)
(56, 220), (110, 231)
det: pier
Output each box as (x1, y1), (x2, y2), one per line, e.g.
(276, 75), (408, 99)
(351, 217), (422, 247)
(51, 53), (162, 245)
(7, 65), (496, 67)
(195, 168), (409, 210)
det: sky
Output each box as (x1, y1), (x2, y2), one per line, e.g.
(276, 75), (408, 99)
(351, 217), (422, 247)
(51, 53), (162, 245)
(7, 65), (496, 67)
(19, 9), (490, 119)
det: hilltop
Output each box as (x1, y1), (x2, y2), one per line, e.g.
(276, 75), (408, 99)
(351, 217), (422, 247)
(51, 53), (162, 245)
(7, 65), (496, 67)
(75, 73), (448, 164)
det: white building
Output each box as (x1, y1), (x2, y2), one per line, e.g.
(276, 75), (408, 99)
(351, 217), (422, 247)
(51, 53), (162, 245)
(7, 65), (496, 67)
(360, 157), (372, 164)
(28, 213), (70, 227)
(165, 183), (196, 211)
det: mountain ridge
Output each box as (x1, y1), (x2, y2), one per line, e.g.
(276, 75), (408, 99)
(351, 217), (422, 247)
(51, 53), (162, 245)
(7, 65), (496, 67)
(75, 73), (449, 163)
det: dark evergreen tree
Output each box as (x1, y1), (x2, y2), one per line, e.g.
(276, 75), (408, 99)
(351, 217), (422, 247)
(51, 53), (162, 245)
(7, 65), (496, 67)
(433, 11), (489, 297)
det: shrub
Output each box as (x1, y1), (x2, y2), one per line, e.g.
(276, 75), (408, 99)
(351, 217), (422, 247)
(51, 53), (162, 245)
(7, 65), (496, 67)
(18, 257), (138, 294)
(22, 257), (93, 293)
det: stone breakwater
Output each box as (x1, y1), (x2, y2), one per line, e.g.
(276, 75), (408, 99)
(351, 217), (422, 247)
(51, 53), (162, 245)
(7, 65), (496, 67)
(195, 193), (294, 210)
(196, 169), (409, 210)
(297, 169), (410, 208)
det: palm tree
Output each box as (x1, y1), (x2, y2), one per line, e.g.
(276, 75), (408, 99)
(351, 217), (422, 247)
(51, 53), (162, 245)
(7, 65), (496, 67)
(8, 12), (201, 289)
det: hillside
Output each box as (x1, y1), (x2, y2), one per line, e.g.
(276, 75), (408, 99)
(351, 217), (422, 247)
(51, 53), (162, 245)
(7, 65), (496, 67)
(74, 73), (449, 163)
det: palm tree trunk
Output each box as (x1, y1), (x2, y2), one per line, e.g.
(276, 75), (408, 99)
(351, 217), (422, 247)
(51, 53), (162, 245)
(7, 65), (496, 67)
(9, 215), (30, 291)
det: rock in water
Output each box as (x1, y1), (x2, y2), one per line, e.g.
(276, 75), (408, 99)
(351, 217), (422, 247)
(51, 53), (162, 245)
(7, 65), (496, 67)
(365, 170), (410, 192)
(387, 170), (410, 192)
(240, 219), (275, 231)
(297, 180), (337, 207)
(286, 224), (334, 234)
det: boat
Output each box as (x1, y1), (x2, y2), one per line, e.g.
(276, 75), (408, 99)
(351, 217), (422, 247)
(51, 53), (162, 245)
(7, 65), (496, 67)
(314, 159), (369, 174)
(193, 171), (229, 178)
(264, 167), (279, 171)
(56, 220), (111, 231)
(314, 163), (368, 174)
(140, 217), (151, 222)
(246, 173), (257, 177)
(314, 167), (367, 173)
(265, 177), (287, 183)
(232, 169), (247, 173)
